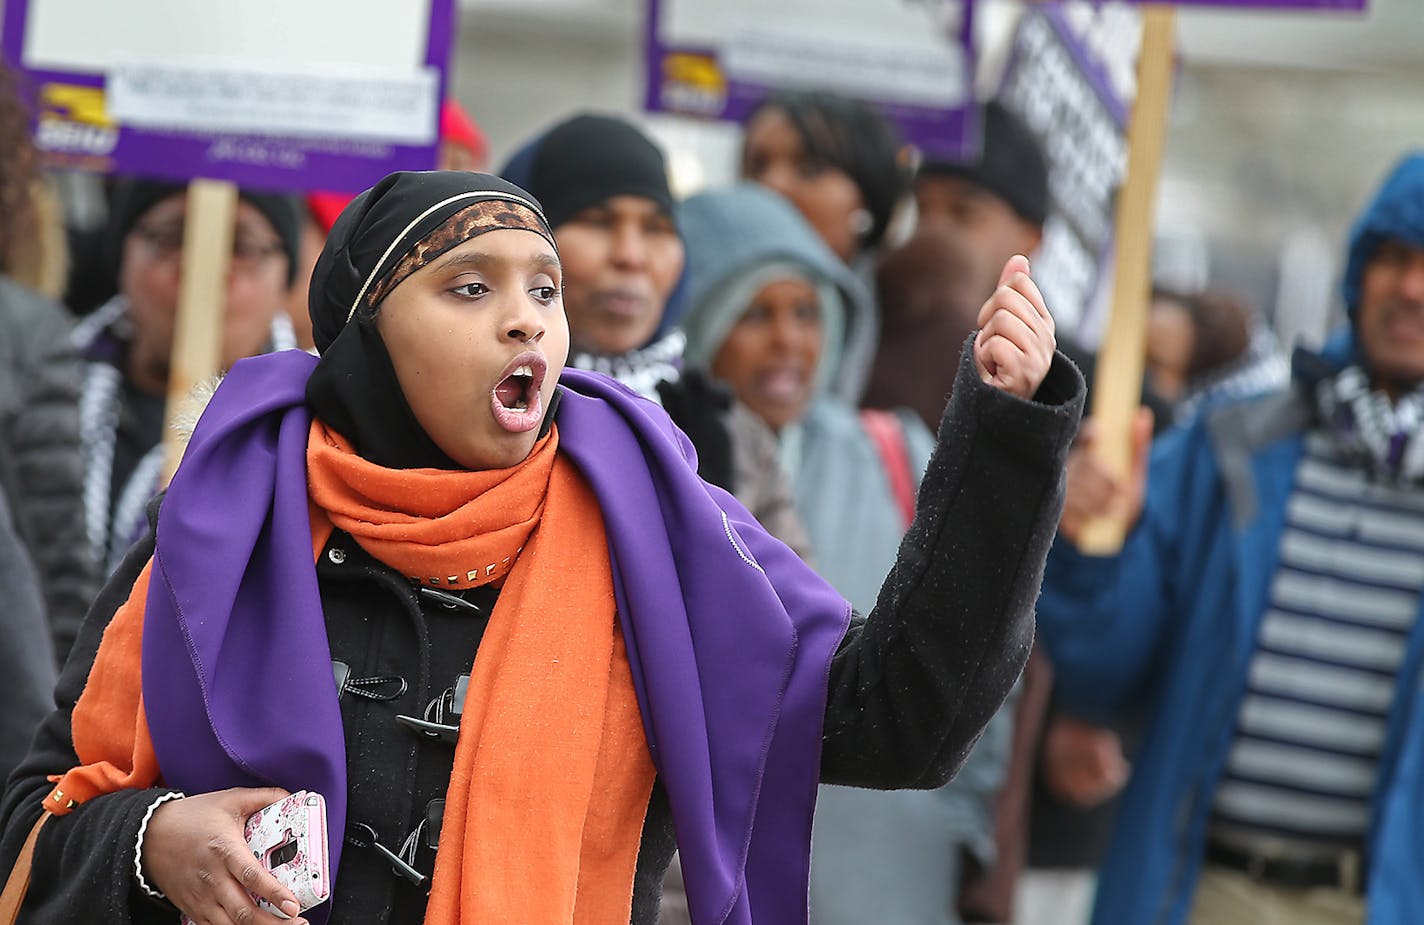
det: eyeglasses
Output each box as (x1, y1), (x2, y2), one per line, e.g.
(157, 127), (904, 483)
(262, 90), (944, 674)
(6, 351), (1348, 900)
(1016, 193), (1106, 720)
(131, 222), (286, 273)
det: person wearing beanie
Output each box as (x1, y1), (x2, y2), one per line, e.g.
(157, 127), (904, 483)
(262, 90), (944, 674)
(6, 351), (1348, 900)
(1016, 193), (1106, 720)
(914, 99), (1050, 304)
(0, 169), (1083, 925)
(69, 177), (300, 574)
(1036, 153), (1424, 925)
(866, 100), (1049, 429)
(500, 113), (682, 367)
(911, 98), (1048, 293)
(677, 182), (1022, 925)
(503, 112), (810, 557)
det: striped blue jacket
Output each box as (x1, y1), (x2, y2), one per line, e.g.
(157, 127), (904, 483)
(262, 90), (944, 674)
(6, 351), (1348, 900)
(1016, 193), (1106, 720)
(1038, 342), (1424, 925)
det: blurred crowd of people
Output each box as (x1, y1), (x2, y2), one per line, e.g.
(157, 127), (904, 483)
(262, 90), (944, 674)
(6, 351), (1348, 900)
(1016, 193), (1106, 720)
(1, 40), (1422, 925)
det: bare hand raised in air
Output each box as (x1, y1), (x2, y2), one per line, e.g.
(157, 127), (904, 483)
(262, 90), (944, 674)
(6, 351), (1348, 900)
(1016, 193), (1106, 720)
(974, 255), (1057, 399)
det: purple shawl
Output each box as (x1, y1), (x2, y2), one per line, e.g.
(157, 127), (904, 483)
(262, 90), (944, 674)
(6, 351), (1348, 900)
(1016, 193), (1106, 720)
(142, 349), (850, 925)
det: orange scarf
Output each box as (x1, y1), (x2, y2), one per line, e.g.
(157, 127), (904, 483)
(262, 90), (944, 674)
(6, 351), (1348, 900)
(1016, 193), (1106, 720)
(52, 419), (655, 924)
(306, 420), (656, 922)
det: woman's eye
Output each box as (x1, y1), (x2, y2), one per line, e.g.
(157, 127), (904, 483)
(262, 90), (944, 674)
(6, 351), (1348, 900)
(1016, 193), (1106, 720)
(740, 305), (771, 325)
(453, 282), (489, 298)
(531, 286), (559, 302)
(645, 216), (678, 237)
(796, 158), (825, 180)
(573, 210), (613, 229)
(1377, 241), (1409, 266)
(952, 199), (982, 225)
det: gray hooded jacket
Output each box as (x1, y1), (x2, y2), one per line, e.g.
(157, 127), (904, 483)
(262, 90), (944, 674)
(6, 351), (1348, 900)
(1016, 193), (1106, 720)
(679, 183), (933, 611)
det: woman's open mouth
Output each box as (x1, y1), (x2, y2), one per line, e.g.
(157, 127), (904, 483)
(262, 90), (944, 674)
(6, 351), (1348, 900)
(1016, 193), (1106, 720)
(491, 352), (548, 433)
(756, 366), (810, 405)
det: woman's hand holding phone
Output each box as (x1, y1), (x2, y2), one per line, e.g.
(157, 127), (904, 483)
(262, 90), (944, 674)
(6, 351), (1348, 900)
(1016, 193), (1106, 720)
(143, 786), (309, 925)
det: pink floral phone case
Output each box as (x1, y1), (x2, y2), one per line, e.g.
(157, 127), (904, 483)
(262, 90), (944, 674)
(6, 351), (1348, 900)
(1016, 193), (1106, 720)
(179, 790), (330, 923)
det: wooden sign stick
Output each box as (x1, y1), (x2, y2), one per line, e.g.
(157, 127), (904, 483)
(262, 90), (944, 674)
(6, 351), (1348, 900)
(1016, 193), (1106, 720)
(160, 178), (238, 485)
(1076, 4), (1177, 554)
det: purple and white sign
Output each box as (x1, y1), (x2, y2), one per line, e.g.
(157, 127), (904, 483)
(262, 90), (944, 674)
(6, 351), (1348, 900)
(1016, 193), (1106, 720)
(644, 0), (978, 161)
(1148, 0), (1365, 6)
(1, 0), (456, 193)
(997, 0), (1365, 341)
(998, 4), (1137, 342)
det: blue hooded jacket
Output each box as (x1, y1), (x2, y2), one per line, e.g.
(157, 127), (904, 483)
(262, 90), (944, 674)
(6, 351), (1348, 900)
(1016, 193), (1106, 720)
(1037, 152), (1424, 925)
(1343, 151), (1424, 320)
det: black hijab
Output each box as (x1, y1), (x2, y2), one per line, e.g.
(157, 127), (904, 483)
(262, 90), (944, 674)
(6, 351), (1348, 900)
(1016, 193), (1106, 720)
(305, 171), (558, 469)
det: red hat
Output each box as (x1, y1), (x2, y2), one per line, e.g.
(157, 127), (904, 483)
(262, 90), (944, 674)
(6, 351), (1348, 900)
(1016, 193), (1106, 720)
(305, 100), (488, 235)
(440, 98), (487, 163)
(305, 190), (355, 235)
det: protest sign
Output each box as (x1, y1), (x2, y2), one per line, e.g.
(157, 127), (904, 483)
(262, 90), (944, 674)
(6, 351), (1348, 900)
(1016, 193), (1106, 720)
(3, 0), (456, 477)
(1075, 5), (1175, 553)
(644, 0), (977, 160)
(1010, 0), (1366, 550)
(998, 3), (1135, 341)
(2, 0), (455, 192)
(1167, 0), (1362, 6)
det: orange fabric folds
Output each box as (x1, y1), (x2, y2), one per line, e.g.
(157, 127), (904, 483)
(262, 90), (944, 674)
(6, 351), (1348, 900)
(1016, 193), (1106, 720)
(309, 420), (656, 923)
(49, 562), (161, 813)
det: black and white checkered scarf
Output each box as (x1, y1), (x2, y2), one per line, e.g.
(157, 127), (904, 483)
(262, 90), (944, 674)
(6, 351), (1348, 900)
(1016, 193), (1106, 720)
(1316, 363), (1424, 484)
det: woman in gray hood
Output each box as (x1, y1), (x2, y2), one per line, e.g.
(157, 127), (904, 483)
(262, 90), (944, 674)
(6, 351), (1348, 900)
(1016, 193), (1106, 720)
(677, 182), (1015, 925)
(679, 182), (927, 609)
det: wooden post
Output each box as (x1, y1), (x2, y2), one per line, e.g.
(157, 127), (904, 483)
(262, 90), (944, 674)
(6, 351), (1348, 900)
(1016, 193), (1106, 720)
(1076, 4), (1177, 554)
(160, 178), (238, 485)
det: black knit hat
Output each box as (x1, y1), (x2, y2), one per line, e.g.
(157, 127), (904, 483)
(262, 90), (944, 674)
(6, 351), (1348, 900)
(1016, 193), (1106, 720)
(919, 101), (1050, 226)
(504, 113), (674, 231)
(105, 178), (303, 288)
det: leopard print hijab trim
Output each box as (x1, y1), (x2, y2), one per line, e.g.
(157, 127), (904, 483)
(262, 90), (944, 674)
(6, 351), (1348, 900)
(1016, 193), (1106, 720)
(364, 198), (557, 310)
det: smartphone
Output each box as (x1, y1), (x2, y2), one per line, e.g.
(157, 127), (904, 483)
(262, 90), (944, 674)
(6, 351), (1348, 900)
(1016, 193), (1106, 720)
(178, 790), (331, 923)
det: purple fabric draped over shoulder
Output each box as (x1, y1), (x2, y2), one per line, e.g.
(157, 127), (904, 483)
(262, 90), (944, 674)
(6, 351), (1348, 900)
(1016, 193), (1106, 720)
(141, 352), (850, 925)
(556, 369), (851, 925)
(141, 351), (341, 923)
